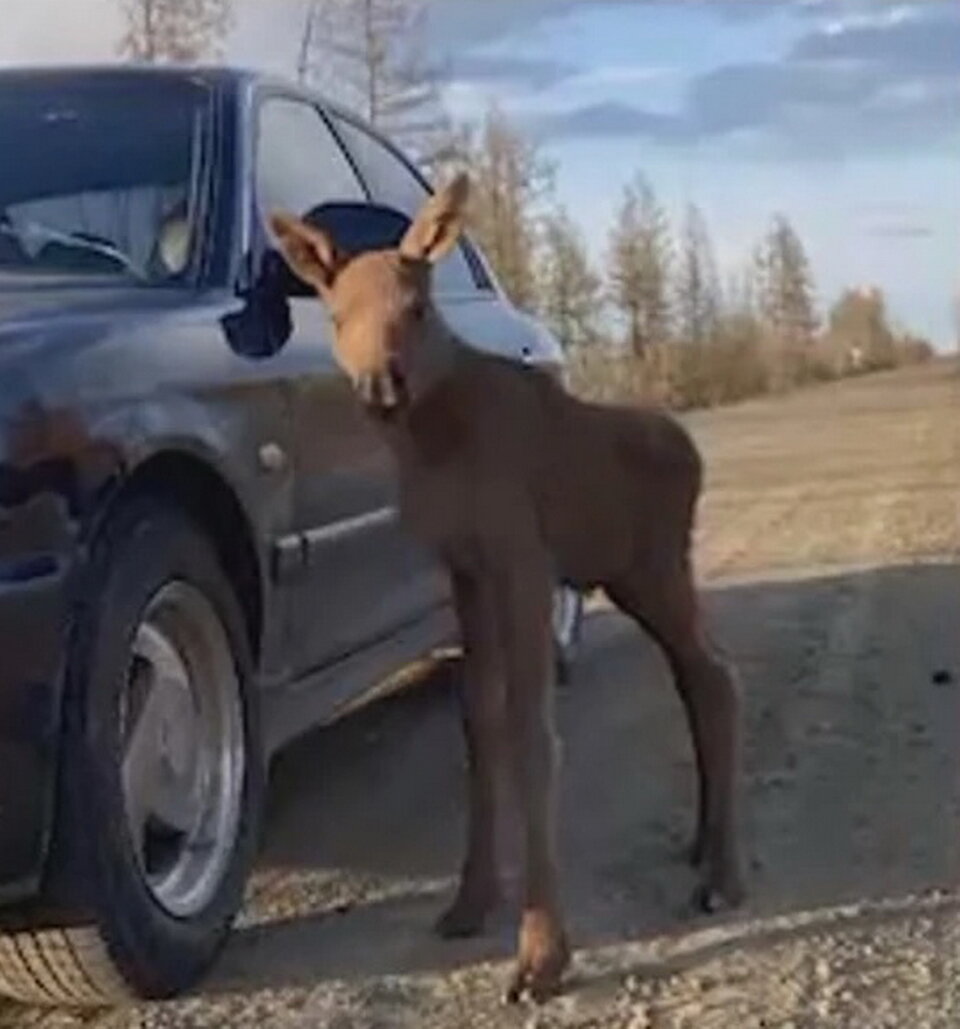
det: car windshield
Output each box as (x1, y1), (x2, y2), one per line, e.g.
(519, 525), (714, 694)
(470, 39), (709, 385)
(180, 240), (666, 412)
(0, 75), (210, 287)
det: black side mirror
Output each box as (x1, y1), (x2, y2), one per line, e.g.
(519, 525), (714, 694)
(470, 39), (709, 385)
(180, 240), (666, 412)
(221, 201), (415, 358)
(221, 249), (293, 357)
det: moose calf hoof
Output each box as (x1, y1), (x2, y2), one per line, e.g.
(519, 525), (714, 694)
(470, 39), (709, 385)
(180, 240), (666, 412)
(435, 889), (498, 939)
(505, 909), (571, 1005)
(690, 874), (745, 916)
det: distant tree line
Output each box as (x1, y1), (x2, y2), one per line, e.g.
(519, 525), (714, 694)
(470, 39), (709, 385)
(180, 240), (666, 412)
(438, 107), (934, 410)
(116, 0), (936, 412)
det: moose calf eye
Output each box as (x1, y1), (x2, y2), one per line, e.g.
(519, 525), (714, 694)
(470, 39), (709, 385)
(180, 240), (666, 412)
(411, 303), (427, 321)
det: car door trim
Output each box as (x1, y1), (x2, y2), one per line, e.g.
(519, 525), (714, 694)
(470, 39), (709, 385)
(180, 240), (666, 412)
(272, 504), (399, 583)
(303, 504), (399, 549)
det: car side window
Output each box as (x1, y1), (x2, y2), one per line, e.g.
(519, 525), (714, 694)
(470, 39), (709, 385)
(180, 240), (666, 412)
(329, 113), (485, 296)
(256, 97), (365, 224)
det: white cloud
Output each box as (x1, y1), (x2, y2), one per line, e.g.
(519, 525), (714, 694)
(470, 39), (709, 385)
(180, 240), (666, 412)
(443, 62), (682, 126)
(822, 3), (922, 36)
(560, 64), (675, 90)
(869, 75), (959, 110)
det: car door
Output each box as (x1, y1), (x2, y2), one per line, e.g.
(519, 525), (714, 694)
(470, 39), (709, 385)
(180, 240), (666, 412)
(253, 92), (444, 680)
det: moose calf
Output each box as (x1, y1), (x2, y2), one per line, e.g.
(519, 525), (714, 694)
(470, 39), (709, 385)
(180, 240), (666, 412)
(270, 174), (744, 1003)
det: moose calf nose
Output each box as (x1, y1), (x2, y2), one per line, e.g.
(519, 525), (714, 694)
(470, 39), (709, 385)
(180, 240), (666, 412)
(378, 364), (400, 409)
(356, 371), (378, 407)
(355, 361), (406, 413)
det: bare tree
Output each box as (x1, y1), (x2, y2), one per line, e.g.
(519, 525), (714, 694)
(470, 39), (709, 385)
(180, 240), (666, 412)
(755, 214), (818, 349)
(675, 202), (720, 346)
(751, 214), (818, 387)
(446, 105), (553, 311)
(298, 0), (452, 171)
(118, 0), (233, 62)
(607, 173), (672, 357)
(537, 206), (602, 351)
(722, 263), (759, 324)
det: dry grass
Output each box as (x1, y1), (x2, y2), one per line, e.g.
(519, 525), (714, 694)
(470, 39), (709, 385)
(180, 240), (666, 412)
(686, 359), (960, 579)
(566, 337), (938, 414)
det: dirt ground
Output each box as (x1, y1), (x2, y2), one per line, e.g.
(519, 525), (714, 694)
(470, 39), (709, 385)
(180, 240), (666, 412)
(4, 360), (959, 1028)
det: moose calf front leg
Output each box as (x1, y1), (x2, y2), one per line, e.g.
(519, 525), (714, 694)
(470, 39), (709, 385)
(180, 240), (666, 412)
(498, 557), (570, 1004)
(437, 571), (504, 938)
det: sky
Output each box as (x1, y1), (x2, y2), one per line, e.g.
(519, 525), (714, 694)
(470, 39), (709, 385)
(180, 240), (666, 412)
(1, 0), (957, 347)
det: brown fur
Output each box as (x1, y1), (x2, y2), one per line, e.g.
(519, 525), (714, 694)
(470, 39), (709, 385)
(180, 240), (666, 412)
(270, 176), (745, 1003)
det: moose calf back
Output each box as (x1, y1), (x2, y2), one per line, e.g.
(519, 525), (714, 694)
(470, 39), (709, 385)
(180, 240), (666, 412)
(535, 375), (704, 588)
(392, 351), (703, 590)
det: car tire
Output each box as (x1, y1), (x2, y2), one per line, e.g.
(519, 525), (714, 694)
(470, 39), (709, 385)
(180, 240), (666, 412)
(0, 496), (264, 1007)
(552, 585), (583, 686)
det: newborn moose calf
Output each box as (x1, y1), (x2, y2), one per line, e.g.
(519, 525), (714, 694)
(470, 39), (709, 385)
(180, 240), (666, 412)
(270, 175), (744, 1003)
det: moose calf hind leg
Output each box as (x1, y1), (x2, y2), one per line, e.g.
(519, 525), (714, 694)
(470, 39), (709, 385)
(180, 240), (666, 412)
(682, 650), (745, 912)
(609, 568), (745, 914)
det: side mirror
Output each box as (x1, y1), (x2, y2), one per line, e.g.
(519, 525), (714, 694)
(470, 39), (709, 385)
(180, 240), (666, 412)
(220, 201), (415, 358)
(221, 249), (293, 357)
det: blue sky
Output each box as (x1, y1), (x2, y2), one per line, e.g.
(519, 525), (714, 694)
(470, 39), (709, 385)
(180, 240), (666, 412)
(426, 0), (960, 348)
(2, 0), (957, 346)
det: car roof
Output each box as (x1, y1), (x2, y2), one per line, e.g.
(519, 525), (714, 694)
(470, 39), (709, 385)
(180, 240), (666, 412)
(0, 63), (404, 166)
(0, 63), (364, 122)
(0, 63), (237, 86)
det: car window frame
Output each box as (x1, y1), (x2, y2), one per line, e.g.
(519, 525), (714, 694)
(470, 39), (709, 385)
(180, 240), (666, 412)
(322, 108), (495, 296)
(251, 89), (371, 240)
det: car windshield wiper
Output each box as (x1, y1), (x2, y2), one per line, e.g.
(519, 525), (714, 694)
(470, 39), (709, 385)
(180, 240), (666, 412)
(0, 221), (145, 281)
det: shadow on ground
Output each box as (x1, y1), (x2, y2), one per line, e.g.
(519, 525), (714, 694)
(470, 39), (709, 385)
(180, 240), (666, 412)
(209, 559), (960, 996)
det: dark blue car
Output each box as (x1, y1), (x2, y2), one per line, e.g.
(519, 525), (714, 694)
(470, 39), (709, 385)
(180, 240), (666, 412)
(0, 66), (582, 1006)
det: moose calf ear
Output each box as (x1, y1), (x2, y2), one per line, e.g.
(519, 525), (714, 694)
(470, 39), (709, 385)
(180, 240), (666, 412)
(269, 211), (342, 290)
(399, 172), (470, 265)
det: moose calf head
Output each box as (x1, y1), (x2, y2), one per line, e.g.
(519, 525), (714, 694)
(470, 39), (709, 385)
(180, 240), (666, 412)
(270, 172), (470, 416)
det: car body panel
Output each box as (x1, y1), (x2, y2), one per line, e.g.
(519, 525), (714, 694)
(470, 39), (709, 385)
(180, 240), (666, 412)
(263, 294), (449, 681)
(0, 286), (296, 902)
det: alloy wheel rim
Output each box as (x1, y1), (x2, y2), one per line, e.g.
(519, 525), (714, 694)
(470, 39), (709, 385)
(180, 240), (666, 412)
(120, 582), (244, 919)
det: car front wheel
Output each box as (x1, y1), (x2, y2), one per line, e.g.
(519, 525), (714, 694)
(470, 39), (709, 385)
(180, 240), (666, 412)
(0, 497), (263, 1007)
